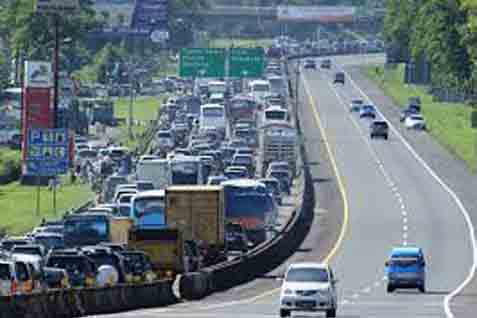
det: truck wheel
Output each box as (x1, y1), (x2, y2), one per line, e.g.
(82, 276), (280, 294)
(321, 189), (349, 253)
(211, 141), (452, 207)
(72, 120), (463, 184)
(326, 308), (336, 317)
(280, 309), (290, 317)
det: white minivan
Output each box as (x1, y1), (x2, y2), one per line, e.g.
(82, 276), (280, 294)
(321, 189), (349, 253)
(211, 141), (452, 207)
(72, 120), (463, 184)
(279, 262), (338, 317)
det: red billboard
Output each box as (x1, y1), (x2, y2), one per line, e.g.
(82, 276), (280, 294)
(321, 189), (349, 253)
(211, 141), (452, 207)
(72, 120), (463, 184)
(22, 61), (54, 171)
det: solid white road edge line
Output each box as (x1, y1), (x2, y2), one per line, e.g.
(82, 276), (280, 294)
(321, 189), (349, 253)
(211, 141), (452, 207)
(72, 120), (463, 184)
(340, 64), (477, 318)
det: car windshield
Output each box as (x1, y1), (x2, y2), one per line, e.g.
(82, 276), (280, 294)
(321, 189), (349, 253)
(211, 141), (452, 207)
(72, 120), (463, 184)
(286, 267), (329, 282)
(133, 197), (164, 218)
(12, 247), (41, 256)
(390, 257), (420, 267)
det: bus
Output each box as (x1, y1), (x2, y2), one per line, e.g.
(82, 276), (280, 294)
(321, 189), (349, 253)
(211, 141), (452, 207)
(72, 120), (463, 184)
(264, 106), (289, 124)
(248, 80), (271, 105)
(222, 179), (277, 245)
(200, 104), (226, 137)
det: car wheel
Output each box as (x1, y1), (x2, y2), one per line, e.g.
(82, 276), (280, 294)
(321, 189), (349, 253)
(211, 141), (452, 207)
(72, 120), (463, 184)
(326, 308), (337, 318)
(370, 134), (374, 139)
(418, 285), (426, 293)
(387, 284), (395, 293)
(384, 135), (388, 140)
(280, 309), (291, 317)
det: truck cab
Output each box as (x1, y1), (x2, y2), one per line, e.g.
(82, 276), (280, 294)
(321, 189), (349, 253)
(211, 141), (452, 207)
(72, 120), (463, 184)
(385, 246), (426, 293)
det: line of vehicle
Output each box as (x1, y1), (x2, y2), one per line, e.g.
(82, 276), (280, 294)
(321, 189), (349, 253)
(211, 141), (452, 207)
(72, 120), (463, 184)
(339, 63), (477, 318)
(153, 64), (353, 312)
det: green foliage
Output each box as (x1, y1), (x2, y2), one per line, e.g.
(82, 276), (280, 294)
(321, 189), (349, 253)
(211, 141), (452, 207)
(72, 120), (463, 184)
(384, 0), (475, 90)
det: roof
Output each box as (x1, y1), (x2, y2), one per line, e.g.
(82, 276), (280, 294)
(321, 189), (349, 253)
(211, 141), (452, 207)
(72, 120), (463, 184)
(201, 103), (224, 109)
(288, 262), (329, 270)
(222, 178), (267, 188)
(133, 190), (165, 199)
(390, 247), (421, 257)
(249, 79), (270, 85)
(166, 185), (222, 192)
(210, 93), (224, 98)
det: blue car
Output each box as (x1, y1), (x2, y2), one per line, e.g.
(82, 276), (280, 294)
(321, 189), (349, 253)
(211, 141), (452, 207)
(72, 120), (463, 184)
(359, 105), (377, 119)
(385, 247), (426, 293)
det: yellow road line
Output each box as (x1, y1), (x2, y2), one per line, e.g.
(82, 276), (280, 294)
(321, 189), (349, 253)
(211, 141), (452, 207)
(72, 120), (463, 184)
(301, 73), (350, 265)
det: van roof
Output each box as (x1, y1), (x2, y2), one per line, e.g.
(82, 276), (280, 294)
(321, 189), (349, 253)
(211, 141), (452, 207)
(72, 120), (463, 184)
(166, 185), (222, 192)
(133, 190), (165, 199)
(391, 247), (421, 257)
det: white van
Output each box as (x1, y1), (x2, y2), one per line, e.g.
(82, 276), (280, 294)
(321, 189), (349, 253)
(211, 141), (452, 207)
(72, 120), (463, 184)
(200, 104), (226, 136)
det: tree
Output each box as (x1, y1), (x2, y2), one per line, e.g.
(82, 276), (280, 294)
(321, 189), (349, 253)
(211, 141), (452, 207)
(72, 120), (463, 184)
(410, 0), (471, 88)
(100, 10), (110, 27)
(117, 12), (126, 26)
(0, 49), (9, 89)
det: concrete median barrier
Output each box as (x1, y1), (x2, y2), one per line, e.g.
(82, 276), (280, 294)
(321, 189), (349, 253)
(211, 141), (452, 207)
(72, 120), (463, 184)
(0, 279), (177, 318)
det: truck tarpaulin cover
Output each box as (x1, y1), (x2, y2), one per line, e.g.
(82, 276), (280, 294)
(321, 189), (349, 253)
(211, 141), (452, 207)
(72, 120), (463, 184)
(276, 5), (356, 23)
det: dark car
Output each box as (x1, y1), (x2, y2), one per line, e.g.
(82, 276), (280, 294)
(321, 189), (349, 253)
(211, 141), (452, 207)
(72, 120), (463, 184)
(119, 250), (154, 283)
(321, 59), (332, 69)
(226, 222), (249, 252)
(45, 252), (97, 287)
(400, 105), (420, 122)
(370, 121), (389, 139)
(303, 59), (317, 70)
(8, 134), (22, 150)
(333, 72), (345, 84)
(81, 246), (127, 283)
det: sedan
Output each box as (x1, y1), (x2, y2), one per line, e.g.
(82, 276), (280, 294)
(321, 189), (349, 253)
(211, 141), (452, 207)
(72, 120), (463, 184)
(359, 105), (377, 119)
(405, 114), (426, 130)
(303, 59), (317, 70)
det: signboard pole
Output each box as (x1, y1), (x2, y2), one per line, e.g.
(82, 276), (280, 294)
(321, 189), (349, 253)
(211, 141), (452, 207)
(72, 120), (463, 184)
(36, 175), (41, 216)
(53, 179), (57, 215)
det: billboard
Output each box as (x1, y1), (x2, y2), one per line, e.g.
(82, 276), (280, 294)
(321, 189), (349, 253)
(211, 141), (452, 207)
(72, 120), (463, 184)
(22, 61), (54, 175)
(130, 0), (169, 38)
(277, 6), (356, 23)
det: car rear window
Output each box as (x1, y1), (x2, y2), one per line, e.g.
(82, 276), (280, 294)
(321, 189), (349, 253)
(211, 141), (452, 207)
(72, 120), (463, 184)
(0, 264), (11, 280)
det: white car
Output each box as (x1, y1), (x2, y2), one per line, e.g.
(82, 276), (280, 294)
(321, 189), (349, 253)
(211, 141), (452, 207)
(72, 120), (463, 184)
(404, 114), (426, 130)
(279, 262), (338, 317)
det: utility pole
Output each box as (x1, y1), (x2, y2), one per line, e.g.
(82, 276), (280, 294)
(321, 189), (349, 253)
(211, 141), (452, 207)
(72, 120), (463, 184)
(53, 14), (60, 129)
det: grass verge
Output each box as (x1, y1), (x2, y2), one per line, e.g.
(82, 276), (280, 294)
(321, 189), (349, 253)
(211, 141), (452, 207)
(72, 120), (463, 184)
(0, 149), (21, 176)
(362, 64), (476, 169)
(0, 179), (93, 235)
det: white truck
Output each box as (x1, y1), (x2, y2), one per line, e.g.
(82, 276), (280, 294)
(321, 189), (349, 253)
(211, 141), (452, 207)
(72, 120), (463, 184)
(260, 121), (297, 178)
(136, 156), (205, 190)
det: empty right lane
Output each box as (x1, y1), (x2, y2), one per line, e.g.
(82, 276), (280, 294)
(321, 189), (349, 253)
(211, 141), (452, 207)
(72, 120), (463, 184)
(301, 55), (474, 317)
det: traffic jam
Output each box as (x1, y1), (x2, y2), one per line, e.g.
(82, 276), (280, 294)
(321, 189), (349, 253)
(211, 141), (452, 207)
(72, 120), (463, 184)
(0, 56), (298, 295)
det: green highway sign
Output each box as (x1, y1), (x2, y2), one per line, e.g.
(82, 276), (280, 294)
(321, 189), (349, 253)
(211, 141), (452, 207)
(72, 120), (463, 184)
(229, 48), (265, 78)
(180, 48), (226, 78)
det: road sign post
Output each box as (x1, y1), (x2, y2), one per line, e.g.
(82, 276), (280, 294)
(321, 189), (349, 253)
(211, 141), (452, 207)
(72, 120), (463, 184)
(180, 48), (226, 78)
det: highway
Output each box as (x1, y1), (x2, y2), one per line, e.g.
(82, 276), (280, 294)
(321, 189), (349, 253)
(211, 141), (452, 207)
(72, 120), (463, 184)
(92, 55), (475, 318)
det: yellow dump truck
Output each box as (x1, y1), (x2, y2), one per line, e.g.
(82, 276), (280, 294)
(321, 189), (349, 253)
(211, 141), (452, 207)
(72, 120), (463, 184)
(165, 185), (226, 266)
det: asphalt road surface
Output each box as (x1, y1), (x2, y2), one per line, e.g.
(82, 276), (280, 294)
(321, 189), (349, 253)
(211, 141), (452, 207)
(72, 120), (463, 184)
(92, 55), (475, 318)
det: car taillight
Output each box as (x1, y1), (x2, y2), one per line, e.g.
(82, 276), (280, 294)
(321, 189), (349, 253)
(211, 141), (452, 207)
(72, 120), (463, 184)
(10, 279), (17, 295)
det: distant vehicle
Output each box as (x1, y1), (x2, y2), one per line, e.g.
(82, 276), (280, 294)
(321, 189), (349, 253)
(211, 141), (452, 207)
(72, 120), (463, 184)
(263, 106), (289, 124)
(266, 169), (291, 195)
(408, 96), (421, 108)
(63, 213), (110, 247)
(0, 259), (34, 296)
(222, 179), (278, 245)
(279, 262), (338, 318)
(400, 105), (420, 122)
(248, 79), (271, 106)
(224, 166), (249, 180)
(225, 222), (249, 252)
(370, 120), (389, 139)
(81, 246), (126, 284)
(208, 93), (225, 106)
(156, 130), (175, 154)
(33, 233), (64, 251)
(303, 59), (317, 70)
(45, 253), (97, 287)
(321, 59), (332, 69)
(385, 247), (426, 293)
(117, 193), (135, 205)
(405, 114), (426, 130)
(231, 154), (255, 177)
(229, 95), (257, 123)
(11, 244), (46, 258)
(107, 146), (129, 163)
(258, 177), (283, 205)
(1, 237), (31, 252)
(359, 105), (377, 119)
(349, 99), (363, 112)
(131, 190), (166, 229)
(207, 175), (228, 185)
(333, 72), (345, 84)
(200, 104), (226, 137)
